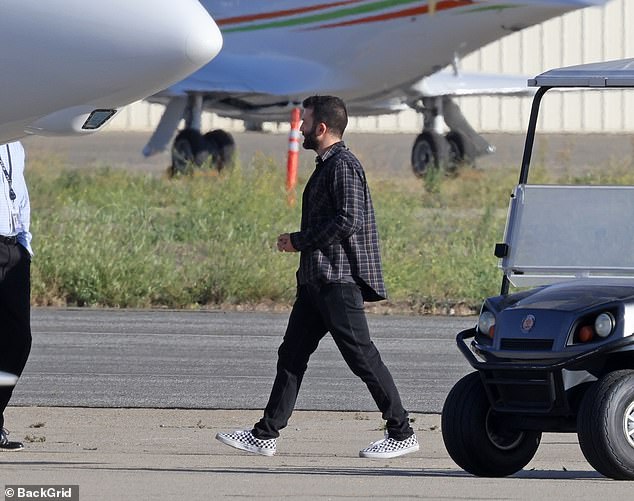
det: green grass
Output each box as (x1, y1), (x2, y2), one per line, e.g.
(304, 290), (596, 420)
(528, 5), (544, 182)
(26, 156), (614, 313)
(30, 160), (301, 308)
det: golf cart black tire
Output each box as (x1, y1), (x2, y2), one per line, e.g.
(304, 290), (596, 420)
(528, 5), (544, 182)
(577, 369), (634, 480)
(442, 371), (542, 477)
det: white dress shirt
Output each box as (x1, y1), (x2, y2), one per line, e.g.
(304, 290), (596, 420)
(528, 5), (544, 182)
(0, 141), (32, 255)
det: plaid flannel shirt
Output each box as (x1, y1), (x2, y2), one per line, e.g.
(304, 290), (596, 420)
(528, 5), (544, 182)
(290, 142), (387, 302)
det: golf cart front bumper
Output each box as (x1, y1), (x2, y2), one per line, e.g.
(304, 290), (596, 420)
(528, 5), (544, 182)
(456, 328), (634, 421)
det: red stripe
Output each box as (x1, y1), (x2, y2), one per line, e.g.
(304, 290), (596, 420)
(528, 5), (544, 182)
(216, 0), (364, 26)
(312, 0), (474, 29)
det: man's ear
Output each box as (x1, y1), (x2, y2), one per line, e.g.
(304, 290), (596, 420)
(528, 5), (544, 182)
(316, 122), (327, 136)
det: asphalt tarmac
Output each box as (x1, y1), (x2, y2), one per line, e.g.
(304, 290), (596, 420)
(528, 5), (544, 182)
(16, 309), (473, 412)
(3, 309), (633, 499)
(21, 130), (634, 179)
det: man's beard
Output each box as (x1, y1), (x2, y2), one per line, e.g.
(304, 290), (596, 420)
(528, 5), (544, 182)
(302, 125), (318, 151)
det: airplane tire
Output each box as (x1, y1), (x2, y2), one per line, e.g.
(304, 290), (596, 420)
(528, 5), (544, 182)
(171, 129), (210, 176)
(204, 129), (236, 171)
(445, 130), (476, 172)
(442, 371), (542, 477)
(577, 370), (634, 480)
(411, 130), (449, 178)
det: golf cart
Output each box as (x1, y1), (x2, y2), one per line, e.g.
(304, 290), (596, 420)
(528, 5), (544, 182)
(441, 59), (634, 480)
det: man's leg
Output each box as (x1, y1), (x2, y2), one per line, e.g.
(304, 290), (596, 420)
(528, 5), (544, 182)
(0, 243), (32, 432)
(318, 283), (413, 440)
(252, 285), (328, 439)
(216, 285), (328, 455)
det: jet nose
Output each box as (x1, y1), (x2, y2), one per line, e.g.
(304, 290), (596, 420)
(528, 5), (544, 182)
(81, 0), (223, 105)
(0, 0), (222, 139)
(186, 25), (223, 67)
(148, 0), (223, 76)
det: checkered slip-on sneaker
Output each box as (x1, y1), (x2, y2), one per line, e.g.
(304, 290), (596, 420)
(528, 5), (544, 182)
(359, 433), (419, 459)
(215, 429), (277, 456)
(0, 428), (24, 451)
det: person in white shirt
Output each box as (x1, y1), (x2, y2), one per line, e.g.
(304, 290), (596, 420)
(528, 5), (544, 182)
(0, 141), (32, 451)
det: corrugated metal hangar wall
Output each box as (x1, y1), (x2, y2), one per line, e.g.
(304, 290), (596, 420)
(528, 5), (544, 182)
(109, 0), (629, 134)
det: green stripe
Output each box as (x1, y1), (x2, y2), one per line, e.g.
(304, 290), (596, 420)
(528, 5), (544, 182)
(223, 0), (421, 33)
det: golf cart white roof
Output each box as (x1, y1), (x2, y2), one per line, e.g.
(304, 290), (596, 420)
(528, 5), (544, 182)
(529, 58), (634, 88)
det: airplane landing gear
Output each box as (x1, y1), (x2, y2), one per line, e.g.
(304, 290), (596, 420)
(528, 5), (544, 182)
(171, 129), (208, 175)
(170, 128), (235, 177)
(411, 129), (479, 178)
(446, 130), (477, 170)
(411, 130), (449, 177)
(204, 129), (236, 171)
(410, 96), (492, 178)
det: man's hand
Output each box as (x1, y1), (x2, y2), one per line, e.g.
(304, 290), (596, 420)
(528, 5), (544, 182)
(277, 233), (298, 252)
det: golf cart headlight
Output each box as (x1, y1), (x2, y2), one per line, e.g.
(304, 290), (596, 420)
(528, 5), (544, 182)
(594, 312), (615, 338)
(478, 310), (496, 338)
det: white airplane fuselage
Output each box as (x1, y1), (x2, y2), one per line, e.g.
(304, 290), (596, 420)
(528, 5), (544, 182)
(0, 0), (222, 143)
(168, 0), (603, 119)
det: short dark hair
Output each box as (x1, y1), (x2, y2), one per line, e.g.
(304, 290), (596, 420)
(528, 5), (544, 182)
(302, 95), (348, 138)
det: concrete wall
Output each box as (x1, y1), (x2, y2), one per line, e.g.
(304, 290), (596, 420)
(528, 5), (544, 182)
(108, 0), (627, 135)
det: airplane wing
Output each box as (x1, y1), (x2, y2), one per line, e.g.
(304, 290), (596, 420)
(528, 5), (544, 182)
(148, 63), (533, 127)
(412, 69), (533, 99)
(164, 65), (534, 103)
(163, 55), (335, 100)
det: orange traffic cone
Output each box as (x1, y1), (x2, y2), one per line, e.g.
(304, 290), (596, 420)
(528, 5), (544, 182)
(286, 107), (301, 206)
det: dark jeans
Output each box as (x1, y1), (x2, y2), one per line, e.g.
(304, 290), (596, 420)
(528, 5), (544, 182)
(253, 282), (413, 440)
(0, 242), (31, 430)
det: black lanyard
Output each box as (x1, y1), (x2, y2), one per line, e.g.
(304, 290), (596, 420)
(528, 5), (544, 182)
(0, 145), (16, 201)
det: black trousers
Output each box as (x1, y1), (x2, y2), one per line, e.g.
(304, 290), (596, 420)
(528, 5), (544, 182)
(0, 242), (32, 430)
(253, 282), (413, 440)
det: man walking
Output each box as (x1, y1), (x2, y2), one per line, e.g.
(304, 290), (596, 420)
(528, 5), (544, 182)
(216, 96), (418, 459)
(0, 141), (32, 451)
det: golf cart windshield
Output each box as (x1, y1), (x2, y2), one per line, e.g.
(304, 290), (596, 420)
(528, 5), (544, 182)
(500, 184), (634, 287)
(498, 58), (634, 289)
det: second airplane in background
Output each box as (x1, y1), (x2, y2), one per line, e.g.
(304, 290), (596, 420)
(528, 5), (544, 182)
(143, 0), (610, 177)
